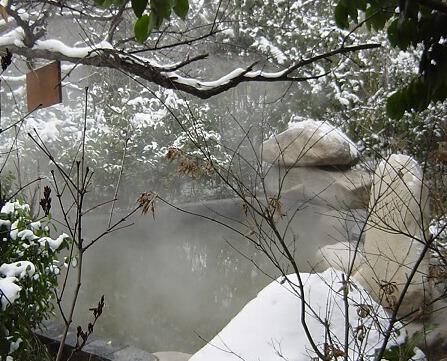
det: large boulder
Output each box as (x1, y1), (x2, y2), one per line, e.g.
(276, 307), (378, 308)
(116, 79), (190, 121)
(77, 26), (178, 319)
(353, 154), (431, 315)
(315, 241), (364, 274)
(261, 120), (359, 167)
(263, 165), (371, 209)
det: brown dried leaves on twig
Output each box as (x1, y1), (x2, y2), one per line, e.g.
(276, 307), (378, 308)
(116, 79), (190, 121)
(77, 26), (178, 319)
(1, 48), (12, 71)
(74, 295), (105, 353)
(267, 196), (285, 218)
(166, 147), (183, 161)
(166, 147), (215, 179)
(356, 303), (373, 318)
(379, 280), (398, 309)
(324, 343), (346, 359)
(39, 185), (52, 216)
(0, 5), (8, 22)
(178, 157), (200, 177)
(137, 192), (157, 217)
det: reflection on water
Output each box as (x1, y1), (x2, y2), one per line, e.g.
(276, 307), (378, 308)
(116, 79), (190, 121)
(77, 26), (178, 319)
(58, 198), (363, 353)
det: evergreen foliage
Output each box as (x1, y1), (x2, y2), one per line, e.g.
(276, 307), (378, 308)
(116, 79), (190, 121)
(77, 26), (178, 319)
(335, 0), (447, 119)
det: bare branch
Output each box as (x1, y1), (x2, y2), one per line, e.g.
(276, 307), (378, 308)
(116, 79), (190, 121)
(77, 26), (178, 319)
(0, 37), (380, 98)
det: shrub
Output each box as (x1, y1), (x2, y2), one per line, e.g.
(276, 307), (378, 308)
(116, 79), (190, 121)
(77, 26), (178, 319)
(0, 200), (69, 360)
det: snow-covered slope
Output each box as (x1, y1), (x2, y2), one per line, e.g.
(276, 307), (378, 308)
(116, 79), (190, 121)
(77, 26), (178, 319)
(190, 269), (423, 361)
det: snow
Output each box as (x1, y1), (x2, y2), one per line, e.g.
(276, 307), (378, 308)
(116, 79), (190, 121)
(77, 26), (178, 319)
(252, 36), (287, 64)
(9, 338), (22, 354)
(1, 202), (15, 215)
(27, 116), (63, 142)
(376, 154), (423, 188)
(430, 218), (447, 240)
(288, 119), (360, 158)
(17, 229), (38, 241)
(0, 28), (25, 47)
(1, 201), (30, 215)
(0, 26), (114, 59)
(0, 261), (36, 279)
(0, 219), (11, 229)
(9, 220), (18, 240)
(161, 66), (291, 90)
(0, 277), (21, 310)
(190, 269), (416, 361)
(35, 39), (113, 58)
(38, 233), (69, 251)
(30, 221), (41, 232)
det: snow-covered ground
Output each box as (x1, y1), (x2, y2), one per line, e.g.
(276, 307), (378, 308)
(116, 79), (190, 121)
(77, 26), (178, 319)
(190, 269), (424, 361)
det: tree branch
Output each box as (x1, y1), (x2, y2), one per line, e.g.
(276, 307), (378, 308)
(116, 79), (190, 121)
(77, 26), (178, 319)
(0, 34), (380, 98)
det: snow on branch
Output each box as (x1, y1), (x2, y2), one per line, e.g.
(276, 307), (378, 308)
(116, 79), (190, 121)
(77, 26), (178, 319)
(0, 26), (380, 99)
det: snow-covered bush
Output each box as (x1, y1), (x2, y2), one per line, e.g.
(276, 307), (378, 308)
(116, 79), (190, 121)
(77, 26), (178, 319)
(0, 200), (69, 360)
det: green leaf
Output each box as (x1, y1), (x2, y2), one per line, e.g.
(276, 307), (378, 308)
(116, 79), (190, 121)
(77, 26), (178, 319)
(388, 17), (418, 50)
(355, 0), (367, 11)
(365, 4), (391, 31)
(173, 0), (189, 19)
(134, 14), (152, 43)
(406, 77), (428, 112)
(386, 91), (406, 120)
(341, 0), (359, 23)
(152, 0), (172, 20)
(132, 0), (148, 18)
(387, 19), (399, 47)
(153, 12), (163, 29)
(101, 0), (114, 7)
(335, 2), (350, 29)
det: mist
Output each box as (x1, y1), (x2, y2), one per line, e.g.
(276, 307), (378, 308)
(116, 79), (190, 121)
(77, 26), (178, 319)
(58, 196), (364, 354)
(0, 13), (363, 356)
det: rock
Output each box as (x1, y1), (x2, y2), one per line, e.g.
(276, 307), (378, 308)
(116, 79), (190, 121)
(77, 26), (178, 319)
(110, 346), (158, 361)
(353, 154), (430, 315)
(405, 299), (447, 360)
(261, 120), (359, 167)
(315, 241), (364, 274)
(153, 351), (192, 361)
(264, 165), (371, 209)
(83, 338), (128, 358)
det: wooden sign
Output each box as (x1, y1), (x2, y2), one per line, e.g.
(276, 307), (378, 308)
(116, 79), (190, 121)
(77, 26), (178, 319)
(26, 61), (62, 111)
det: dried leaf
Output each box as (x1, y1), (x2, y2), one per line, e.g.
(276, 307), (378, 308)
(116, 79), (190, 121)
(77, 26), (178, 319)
(204, 160), (214, 175)
(137, 192), (157, 216)
(356, 304), (372, 318)
(379, 280), (398, 295)
(40, 185), (52, 216)
(267, 196), (285, 217)
(241, 202), (249, 216)
(0, 5), (8, 22)
(178, 157), (200, 178)
(1, 48), (12, 72)
(166, 147), (183, 161)
(355, 325), (366, 341)
(324, 343), (346, 359)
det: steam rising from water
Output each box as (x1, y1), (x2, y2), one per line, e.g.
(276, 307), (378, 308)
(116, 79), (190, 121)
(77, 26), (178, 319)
(60, 198), (360, 353)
